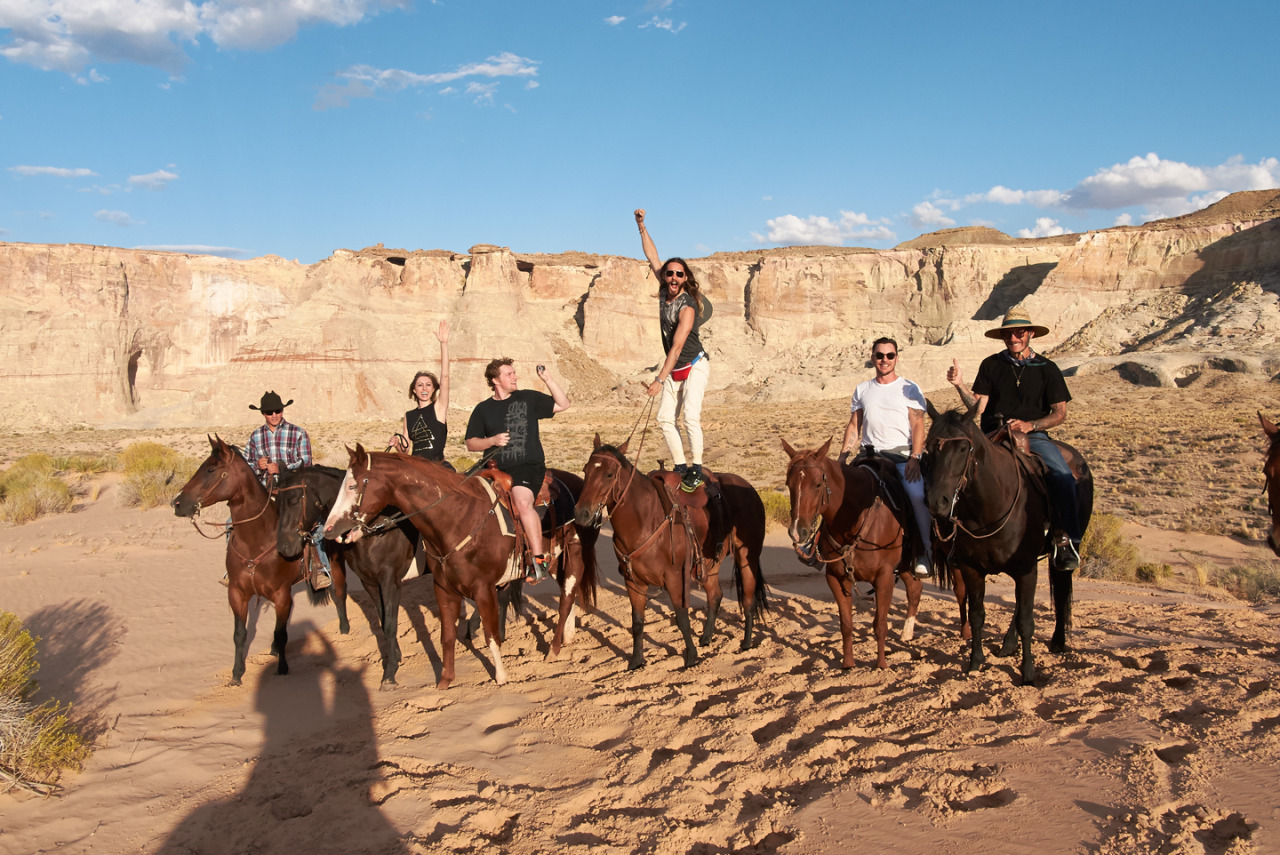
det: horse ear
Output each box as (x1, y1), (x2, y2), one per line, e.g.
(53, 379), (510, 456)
(817, 437), (833, 458)
(1260, 411), (1279, 438)
(208, 434), (219, 450)
(926, 399), (940, 420)
(354, 442), (366, 456)
(964, 402), (978, 422)
(617, 438), (630, 455)
(593, 433), (602, 450)
(780, 438), (798, 459)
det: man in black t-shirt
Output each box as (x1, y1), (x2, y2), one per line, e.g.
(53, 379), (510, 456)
(946, 307), (1083, 570)
(465, 358), (570, 583)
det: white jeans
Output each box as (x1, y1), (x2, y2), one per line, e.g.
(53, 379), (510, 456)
(894, 461), (933, 563)
(657, 357), (710, 467)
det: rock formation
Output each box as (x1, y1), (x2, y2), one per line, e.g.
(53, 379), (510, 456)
(1, 191), (1277, 429)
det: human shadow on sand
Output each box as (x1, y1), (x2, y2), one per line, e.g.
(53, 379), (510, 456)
(155, 625), (407, 854)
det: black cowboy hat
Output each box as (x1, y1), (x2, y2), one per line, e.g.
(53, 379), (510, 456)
(249, 390), (293, 412)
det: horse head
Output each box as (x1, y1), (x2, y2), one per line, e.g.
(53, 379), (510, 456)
(1259, 412), (1280, 556)
(924, 406), (982, 519)
(275, 466), (342, 558)
(575, 434), (631, 529)
(172, 434), (251, 518)
(324, 444), (379, 543)
(781, 437), (835, 560)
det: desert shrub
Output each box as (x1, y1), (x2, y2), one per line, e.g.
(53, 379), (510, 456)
(52, 454), (114, 475)
(118, 442), (198, 509)
(1209, 561), (1280, 603)
(0, 612), (91, 794)
(1136, 562), (1175, 583)
(451, 455), (478, 473)
(0, 456), (75, 523)
(1079, 513), (1142, 581)
(758, 489), (792, 530)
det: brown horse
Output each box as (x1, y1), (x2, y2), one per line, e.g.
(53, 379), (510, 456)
(574, 435), (769, 670)
(172, 436), (350, 686)
(925, 405), (1089, 685)
(1259, 412), (1280, 556)
(275, 465), (419, 687)
(323, 447), (597, 689)
(781, 437), (923, 669)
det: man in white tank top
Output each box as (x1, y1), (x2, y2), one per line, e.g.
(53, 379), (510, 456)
(838, 337), (932, 577)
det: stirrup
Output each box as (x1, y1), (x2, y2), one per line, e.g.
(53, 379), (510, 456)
(525, 555), (551, 585)
(311, 570), (333, 590)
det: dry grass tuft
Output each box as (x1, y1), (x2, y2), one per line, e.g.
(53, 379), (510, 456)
(1079, 513), (1143, 581)
(758, 489), (792, 531)
(0, 456), (74, 524)
(118, 442), (200, 509)
(1209, 560), (1280, 603)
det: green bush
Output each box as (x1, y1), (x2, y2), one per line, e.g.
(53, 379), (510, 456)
(118, 442), (197, 509)
(758, 489), (792, 531)
(1079, 512), (1142, 581)
(1210, 561), (1280, 603)
(0, 612), (91, 794)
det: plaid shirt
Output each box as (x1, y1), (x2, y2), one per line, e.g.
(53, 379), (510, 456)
(241, 419), (313, 485)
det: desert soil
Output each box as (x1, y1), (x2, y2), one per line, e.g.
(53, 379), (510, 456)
(2, 369), (1278, 854)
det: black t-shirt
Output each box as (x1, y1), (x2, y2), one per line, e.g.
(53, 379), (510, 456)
(405, 406), (446, 461)
(659, 291), (712, 367)
(972, 351), (1070, 434)
(465, 389), (556, 469)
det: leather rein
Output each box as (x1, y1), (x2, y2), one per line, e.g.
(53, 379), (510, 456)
(931, 433), (1022, 542)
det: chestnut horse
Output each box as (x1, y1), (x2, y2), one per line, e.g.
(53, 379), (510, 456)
(323, 447), (597, 689)
(172, 436), (350, 686)
(1259, 412), (1280, 555)
(925, 405), (1088, 685)
(275, 465), (419, 687)
(574, 436), (769, 670)
(781, 438), (922, 669)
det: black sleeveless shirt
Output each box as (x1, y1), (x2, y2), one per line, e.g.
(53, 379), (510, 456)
(405, 406), (447, 461)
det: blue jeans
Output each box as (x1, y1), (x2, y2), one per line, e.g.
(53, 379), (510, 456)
(1027, 432), (1082, 543)
(310, 525), (332, 572)
(893, 461), (933, 564)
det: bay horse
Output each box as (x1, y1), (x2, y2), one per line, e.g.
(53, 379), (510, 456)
(171, 436), (350, 686)
(925, 404), (1091, 685)
(275, 465), (419, 687)
(1258, 412), (1280, 555)
(574, 435), (769, 670)
(323, 447), (597, 689)
(781, 437), (922, 669)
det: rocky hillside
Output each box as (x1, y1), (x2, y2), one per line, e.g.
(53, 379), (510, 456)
(1, 191), (1277, 429)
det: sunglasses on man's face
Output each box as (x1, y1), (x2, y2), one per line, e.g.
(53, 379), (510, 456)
(262, 410), (282, 416)
(663, 269), (686, 279)
(873, 352), (897, 361)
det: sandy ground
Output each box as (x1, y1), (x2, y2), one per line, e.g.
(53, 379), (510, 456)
(3, 372), (1280, 854)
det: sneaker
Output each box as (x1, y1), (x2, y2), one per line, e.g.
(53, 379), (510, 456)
(673, 463), (688, 476)
(912, 559), (931, 578)
(680, 465), (704, 493)
(525, 554), (551, 585)
(312, 570), (333, 590)
(1054, 537), (1081, 572)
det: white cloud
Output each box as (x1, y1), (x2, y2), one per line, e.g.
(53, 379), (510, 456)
(644, 0), (674, 9)
(1113, 213), (1133, 227)
(316, 52), (540, 109)
(1017, 217), (1066, 238)
(129, 168), (178, 190)
(134, 244), (247, 258)
(466, 81), (498, 104)
(10, 165), (96, 178)
(95, 209), (140, 226)
(0, 0), (406, 75)
(604, 15), (626, 26)
(760, 210), (895, 246)
(640, 16), (686, 33)
(1065, 153), (1280, 212)
(982, 185), (1065, 207)
(910, 201), (956, 230)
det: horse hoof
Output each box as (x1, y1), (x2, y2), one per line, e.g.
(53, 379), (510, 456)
(277, 664), (289, 676)
(226, 677), (242, 687)
(340, 622), (351, 635)
(379, 679), (398, 691)
(627, 659), (646, 671)
(436, 679), (453, 690)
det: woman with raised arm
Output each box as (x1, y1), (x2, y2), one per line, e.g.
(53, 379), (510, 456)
(635, 208), (713, 493)
(391, 320), (452, 468)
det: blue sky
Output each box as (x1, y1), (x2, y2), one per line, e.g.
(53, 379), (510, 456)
(2, 0), (1278, 263)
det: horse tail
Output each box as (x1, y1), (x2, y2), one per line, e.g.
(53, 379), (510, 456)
(306, 584), (333, 608)
(577, 524), (599, 611)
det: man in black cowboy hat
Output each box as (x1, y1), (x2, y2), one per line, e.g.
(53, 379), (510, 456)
(243, 391), (313, 484)
(946, 307), (1083, 570)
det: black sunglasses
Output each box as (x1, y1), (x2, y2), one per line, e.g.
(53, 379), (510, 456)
(873, 352), (897, 361)
(262, 409), (282, 416)
(663, 269), (686, 278)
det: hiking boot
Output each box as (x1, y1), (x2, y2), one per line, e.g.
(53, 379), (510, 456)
(680, 464), (705, 493)
(312, 570), (333, 590)
(525, 554), (551, 585)
(673, 463), (688, 476)
(1053, 535), (1081, 572)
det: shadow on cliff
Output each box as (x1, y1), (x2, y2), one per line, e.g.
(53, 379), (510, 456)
(155, 625), (408, 854)
(972, 262), (1057, 321)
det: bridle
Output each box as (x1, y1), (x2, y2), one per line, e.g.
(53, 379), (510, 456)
(580, 449), (639, 528)
(788, 458), (901, 568)
(786, 459), (832, 560)
(184, 464), (273, 539)
(930, 431), (1022, 541)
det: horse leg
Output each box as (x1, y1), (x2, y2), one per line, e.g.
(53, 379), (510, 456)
(626, 582), (649, 670)
(269, 586), (294, 677)
(1048, 567), (1073, 653)
(671, 578), (699, 669)
(548, 539), (583, 661)
(381, 579), (404, 688)
(964, 571), (987, 674)
(228, 585), (251, 687)
(435, 583), (461, 690)
(952, 563), (971, 640)
(998, 611), (1020, 657)
(825, 572), (856, 669)
(331, 555), (351, 635)
(872, 570), (893, 670)
(730, 532), (762, 651)
(698, 560), (723, 648)
(1013, 571), (1038, 685)
(473, 585), (509, 686)
(899, 570), (921, 642)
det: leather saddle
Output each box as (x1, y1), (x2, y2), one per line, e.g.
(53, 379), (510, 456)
(648, 467), (730, 580)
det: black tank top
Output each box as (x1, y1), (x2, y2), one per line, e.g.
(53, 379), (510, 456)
(405, 407), (447, 461)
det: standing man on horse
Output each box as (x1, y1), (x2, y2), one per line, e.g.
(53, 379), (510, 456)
(838, 337), (933, 577)
(465, 359), (570, 584)
(946, 307), (1083, 570)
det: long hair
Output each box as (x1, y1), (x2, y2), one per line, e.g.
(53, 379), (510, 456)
(660, 257), (703, 312)
(408, 371), (440, 405)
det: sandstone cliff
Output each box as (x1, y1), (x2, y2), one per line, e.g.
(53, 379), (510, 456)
(1, 191), (1277, 429)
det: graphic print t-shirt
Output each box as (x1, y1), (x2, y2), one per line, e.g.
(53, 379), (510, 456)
(464, 389), (556, 469)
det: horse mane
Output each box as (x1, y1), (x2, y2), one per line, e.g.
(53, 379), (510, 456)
(595, 444), (634, 468)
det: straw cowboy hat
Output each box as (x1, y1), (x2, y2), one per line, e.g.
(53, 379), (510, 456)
(249, 390), (293, 412)
(985, 307), (1051, 339)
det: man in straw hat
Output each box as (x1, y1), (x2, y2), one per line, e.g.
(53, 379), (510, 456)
(946, 307), (1083, 571)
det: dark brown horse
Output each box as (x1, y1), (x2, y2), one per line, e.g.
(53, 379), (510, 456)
(275, 465), (419, 687)
(323, 447), (597, 689)
(574, 436), (769, 670)
(172, 436), (350, 686)
(1259, 412), (1280, 556)
(781, 437), (922, 669)
(925, 405), (1089, 685)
